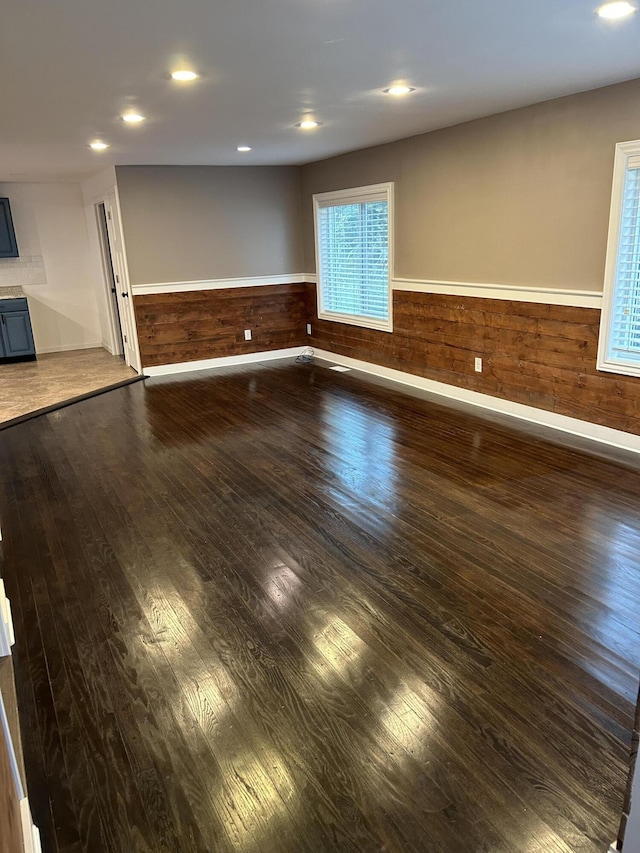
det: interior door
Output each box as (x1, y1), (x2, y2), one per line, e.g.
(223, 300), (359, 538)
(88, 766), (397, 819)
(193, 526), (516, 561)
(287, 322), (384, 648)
(103, 193), (139, 370)
(96, 202), (124, 357)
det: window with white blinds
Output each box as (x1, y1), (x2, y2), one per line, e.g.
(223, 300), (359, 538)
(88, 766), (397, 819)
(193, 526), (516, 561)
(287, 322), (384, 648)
(313, 183), (393, 332)
(598, 142), (640, 378)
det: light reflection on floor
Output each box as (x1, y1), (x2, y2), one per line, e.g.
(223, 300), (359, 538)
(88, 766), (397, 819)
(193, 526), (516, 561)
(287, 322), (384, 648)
(311, 614), (367, 681)
(213, 745), (298, 852)
(379, 679), (438, 762)
(320, 393), (399, 521)
(263, 563), (303, 613)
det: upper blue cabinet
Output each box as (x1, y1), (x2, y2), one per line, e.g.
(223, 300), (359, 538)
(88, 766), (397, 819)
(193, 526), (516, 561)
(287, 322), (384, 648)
(0, 198), (19, 258)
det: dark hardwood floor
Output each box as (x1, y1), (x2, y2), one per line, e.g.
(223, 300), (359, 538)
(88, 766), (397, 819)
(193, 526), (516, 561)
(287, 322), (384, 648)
(0, 359), (639, 853)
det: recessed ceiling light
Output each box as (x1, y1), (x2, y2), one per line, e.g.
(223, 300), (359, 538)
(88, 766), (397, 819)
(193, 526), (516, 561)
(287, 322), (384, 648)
(237, 146), (252, 152)
(171, 70), (199, 81)
(89, 141), (109, 150)
(383, 85), (416, 96)
(121, 113), (146, 123)
(597, 1), (636, 17)
(296, 120), (321, 129)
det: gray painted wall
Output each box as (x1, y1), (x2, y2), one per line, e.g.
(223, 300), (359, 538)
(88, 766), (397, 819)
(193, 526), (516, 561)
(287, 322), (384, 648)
(115, 78), (640, 295)
(301, 78), (640, 291)
(116, 165), (304, 286)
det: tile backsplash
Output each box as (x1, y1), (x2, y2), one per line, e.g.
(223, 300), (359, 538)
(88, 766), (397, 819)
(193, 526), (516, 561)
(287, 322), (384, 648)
(0, 255), (47, 287)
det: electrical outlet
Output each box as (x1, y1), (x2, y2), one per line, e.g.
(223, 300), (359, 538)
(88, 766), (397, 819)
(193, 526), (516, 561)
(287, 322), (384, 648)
(474, 357), (482, 373)
(244, 329), (252, 341)
(306, 323), (312, 335)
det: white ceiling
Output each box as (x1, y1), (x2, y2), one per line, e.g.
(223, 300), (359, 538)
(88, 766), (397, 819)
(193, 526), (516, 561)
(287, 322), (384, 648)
(2, 0), (640, 182)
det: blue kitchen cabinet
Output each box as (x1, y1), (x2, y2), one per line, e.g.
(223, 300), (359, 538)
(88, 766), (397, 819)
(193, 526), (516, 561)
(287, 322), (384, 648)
(0, 298), (36, 360)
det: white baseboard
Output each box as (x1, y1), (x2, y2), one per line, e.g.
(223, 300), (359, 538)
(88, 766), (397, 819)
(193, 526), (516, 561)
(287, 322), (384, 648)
(135, 272), (600, 309)
(143, 346), (303, 377)
(20, 799), (42, 853)
(132, 273), (309, 296)
(0, 579), (15, 656)
(312, 348), (640, 455)
(392, 277), (602, 308)
(303, 273), (601, 308)
(36, 341), (103, 354)
(101, 338), (117, 355)
(140, 342), (640, 454)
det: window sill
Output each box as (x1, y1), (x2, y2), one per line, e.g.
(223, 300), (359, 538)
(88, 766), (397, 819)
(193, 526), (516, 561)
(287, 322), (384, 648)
(596, 358), (640, 379)
(317, 310), (393, 333)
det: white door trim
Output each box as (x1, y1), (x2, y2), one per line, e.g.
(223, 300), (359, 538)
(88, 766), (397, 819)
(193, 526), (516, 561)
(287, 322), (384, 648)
(94, 201), (123, 358)
(104, 191), (141, 372)
(85, 185), (142, 373)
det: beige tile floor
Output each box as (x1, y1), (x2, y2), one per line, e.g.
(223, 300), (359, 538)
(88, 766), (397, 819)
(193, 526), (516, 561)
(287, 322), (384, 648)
(0, 348), (138, 426)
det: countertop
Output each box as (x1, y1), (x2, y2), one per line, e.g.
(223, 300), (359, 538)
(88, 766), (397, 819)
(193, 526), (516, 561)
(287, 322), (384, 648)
(0, 286), (26, 299)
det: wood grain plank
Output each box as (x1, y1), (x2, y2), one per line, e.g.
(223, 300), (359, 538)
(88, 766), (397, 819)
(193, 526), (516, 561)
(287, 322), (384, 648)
(134, 284), (307, 367)
(305, 284), (640, 435)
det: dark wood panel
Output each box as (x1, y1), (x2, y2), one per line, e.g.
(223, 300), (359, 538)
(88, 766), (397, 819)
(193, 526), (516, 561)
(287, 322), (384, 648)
(0, 363), (639, 851)
(135, 283), (307, 367)
(305, 284), (640, 435)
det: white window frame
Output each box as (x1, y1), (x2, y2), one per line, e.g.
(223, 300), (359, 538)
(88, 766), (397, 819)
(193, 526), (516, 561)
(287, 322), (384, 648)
(313, 182), (394, 333)
(597, 139), (640, 378)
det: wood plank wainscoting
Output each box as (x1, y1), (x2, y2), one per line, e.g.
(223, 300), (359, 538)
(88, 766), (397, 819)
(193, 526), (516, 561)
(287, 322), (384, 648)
(134, 283), (307, 368)
(305, 284), (640, 436)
